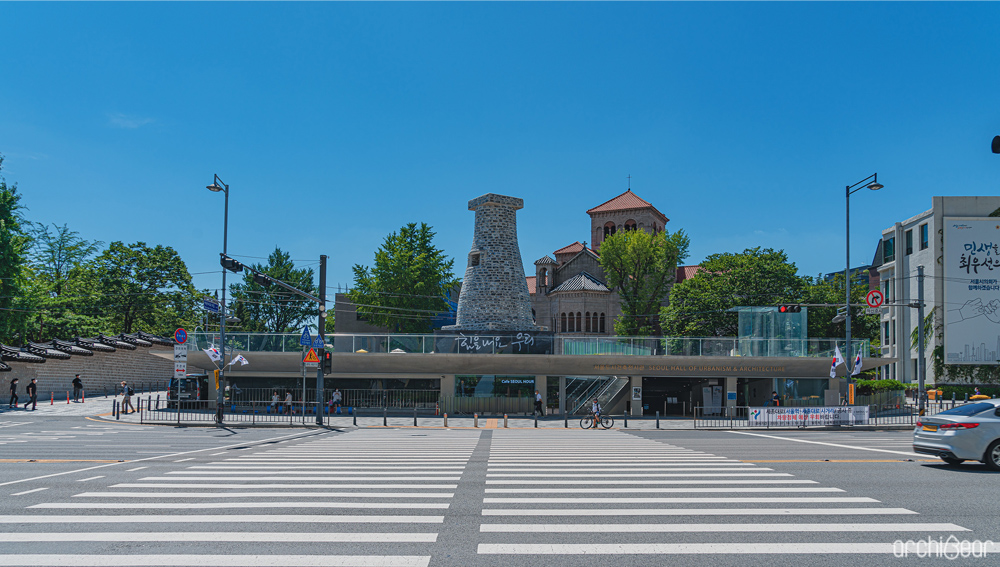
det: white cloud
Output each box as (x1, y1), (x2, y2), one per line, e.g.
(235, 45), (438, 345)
(108, 113), (154, 129)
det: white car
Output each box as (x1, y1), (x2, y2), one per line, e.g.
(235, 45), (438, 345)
(913, 399), (1000, 470)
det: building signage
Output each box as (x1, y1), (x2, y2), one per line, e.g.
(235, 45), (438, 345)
(434, 331), (554, 355)
(593, 364), (787, 374)
(943, 218), (1000, 365)
(749, 406), (868, 426)
(632, 387), (642, 401)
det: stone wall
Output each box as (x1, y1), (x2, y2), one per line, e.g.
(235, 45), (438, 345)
(4, 346), (174, 399)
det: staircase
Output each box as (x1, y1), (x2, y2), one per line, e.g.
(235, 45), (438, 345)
(566, 376), (630, 415)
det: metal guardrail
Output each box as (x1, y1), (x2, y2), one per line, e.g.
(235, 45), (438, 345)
(230, 388), (439, 409)
(694, 402), (975, 429)
(439, 396), (533, 416)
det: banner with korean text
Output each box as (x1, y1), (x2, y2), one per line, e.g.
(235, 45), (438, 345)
(749, 406), (869, 426)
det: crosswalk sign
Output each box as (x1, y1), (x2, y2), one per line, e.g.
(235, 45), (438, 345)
(299, 326), (312, 346)
(303, 348), (320, 363)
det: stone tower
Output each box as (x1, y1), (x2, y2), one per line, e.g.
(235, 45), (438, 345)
(444, 193), (539, 331)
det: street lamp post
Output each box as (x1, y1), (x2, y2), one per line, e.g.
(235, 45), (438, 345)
(844, 174), (883, 393)
(207, 175), (229, 424)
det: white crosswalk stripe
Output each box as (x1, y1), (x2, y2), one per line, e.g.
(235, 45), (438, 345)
(1, 429), (479, 567)
(477, 430), (974, 558)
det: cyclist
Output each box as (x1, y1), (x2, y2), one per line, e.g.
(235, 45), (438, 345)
(591, 398), (602, 428)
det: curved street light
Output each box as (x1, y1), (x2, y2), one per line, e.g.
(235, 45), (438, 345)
(845, 174), (883, 389)
(206, 174), (229, 424)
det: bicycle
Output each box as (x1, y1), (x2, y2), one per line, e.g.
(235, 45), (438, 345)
(579, 411), (614, 429)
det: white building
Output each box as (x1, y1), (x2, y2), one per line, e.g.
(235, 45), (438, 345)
(874, 196), (1000, 384)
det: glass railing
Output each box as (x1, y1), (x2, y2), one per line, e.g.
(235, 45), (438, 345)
(190, 332), (870, 358)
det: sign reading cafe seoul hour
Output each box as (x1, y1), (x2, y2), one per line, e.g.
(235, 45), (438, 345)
(944, 218), (1000, 365)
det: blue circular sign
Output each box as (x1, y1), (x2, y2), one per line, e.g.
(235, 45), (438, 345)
(174, 328), (187, 344)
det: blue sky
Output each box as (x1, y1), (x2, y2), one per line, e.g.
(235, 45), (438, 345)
(2, 2), (999, 298)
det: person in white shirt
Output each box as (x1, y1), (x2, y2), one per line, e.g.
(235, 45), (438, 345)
(534, 390), (544, 416)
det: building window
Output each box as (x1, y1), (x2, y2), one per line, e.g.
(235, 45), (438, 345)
(883, 237), (895, 262)
(539, 268), (547, 286)
(624, 219), (637, 231)
(469, 252), (481, 267)
(920, 223), (929, 250)
(905, 230), (913, 255)
(604, 222), (616, 239)
(592, 312), (598, 333)
(599, 313), (606, 333)
(560, 313), (567, 333)
(891, 320), (895, 345)
(576, 312), (582, 333)
(883, 321), (889, 345)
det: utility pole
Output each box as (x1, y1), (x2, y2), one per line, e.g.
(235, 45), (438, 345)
(315, 255), (327, 426)
(917, 265), (926, 416)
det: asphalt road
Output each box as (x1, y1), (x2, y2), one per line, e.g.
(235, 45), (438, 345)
(1, 415), (997, 566)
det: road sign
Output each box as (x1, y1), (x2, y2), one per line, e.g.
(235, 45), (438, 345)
(303, 348), (320, 363)
(299, 327), (312, 346)
(312, 334), (325, 348)
(203, 298), (220, 313)
(174, 362), (187, 376)
(866, 289), (884, 308)
(174, 328), (187, 344)
(173, 344), (187, 361)
(864, 307), (881, 315)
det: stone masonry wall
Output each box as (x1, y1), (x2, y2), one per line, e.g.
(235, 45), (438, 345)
(445, 193), (539, 332)
(4, 346), (175, 400)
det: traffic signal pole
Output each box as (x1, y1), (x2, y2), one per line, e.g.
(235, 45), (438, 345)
(316, 255), (327, 426)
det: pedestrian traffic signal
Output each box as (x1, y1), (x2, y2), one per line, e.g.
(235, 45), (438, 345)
(220, 255), (243, 273)
(778, 304), (802, 313)
(322, 351), (332, 374)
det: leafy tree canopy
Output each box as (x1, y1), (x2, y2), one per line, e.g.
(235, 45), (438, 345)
(0, 155), (32, 343)
(229, 247), (318, 333)
(661, 247), (802, 337)
(349, 222), (456, 333)
(598, 228), (689, 336)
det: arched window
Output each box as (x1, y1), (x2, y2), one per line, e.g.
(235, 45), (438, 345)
(604, 221), (616, 239)
(576, 312), (582, 333)
(560, 313), (567, 333)
(592, 312), (599, 332)
(600, 313), (606, 333)
(585, 312), (591, 333)
(539, 268), (547, 286)
(624, 219), (637, 231)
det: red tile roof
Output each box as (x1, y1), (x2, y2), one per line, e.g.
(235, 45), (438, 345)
(675, 265), (701, 283)
(553, 241), (586, 256)
(525, 276), (537, 295)
(586, 189), (668, 222)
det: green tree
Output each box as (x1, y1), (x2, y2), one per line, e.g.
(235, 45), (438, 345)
(661, 247), (802, 337)
(800, 273), (881, 346)
(0, 155), (32, 343)
(350, 222), (456, 333)
(598, 228), (690, 336)
(91, 241), (198, 335)
(228, 247), (318, 333)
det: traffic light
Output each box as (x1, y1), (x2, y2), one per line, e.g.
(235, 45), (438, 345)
(252, 272), (271, 287)
(220, 255), (243, 273)
(778, 304), (802, 313)
(322, 351), (332, 374)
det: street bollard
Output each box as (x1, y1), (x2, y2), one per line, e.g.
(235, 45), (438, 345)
(82, 390), (85, 403)
(443, 413), (448, 427)
(564, 412), (568, 428)
(156, 395), (160, 410)
(534, 413), (538, 428)
(656, 411), (660, 429)
(50, 392), (53, 405)
(624, 411), (628, 428)
(66, 391), (70, 404)
(474, 413), (479, 428)
(114, 400), (119, 420)
(383, 408), (387, 427)
(353, 411), (357, 426)
(414, 407), (418, 427)
(503, 414), (508, 428)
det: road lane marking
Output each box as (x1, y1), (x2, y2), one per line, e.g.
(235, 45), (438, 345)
(10, 488), (48, 496)
(477, 543), (899, 554)
(0, 555), (431, 566)
(0, 430), (327, 488)
(136, 476), (463, 482)
(726, 431), (923, 456)
(484, 480), (813, 485)
(173, 458), (195, 463)
(126, 467), (147, 471)
(30, 502), (450, 509)
(76, 476), (104, 482)
(482, 497), (878, 504)
(480, 522), (968, 532)
(483, 487), (842, 493)
(73, 491), (455, 498)
(111, 483), (458, 489)
(0, 514), (444, 523)
(481, 507), (917, 516)
(0, 532), (438, 542)
(487, 473), (788, 477)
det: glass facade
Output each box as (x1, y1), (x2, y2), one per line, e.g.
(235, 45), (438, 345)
(734, 306), (808, 357)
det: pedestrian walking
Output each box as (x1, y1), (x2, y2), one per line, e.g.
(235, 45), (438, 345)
(25, 378), (38, 411)
(770, 391), (781, 407)
(72, 374), (83, 402)
(332, 389), (342, 414)
(121, 381), (135, 414)
(284, 391), (293, 414)
(534, 390), (544, 416)
(8, 378), (19, 408)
